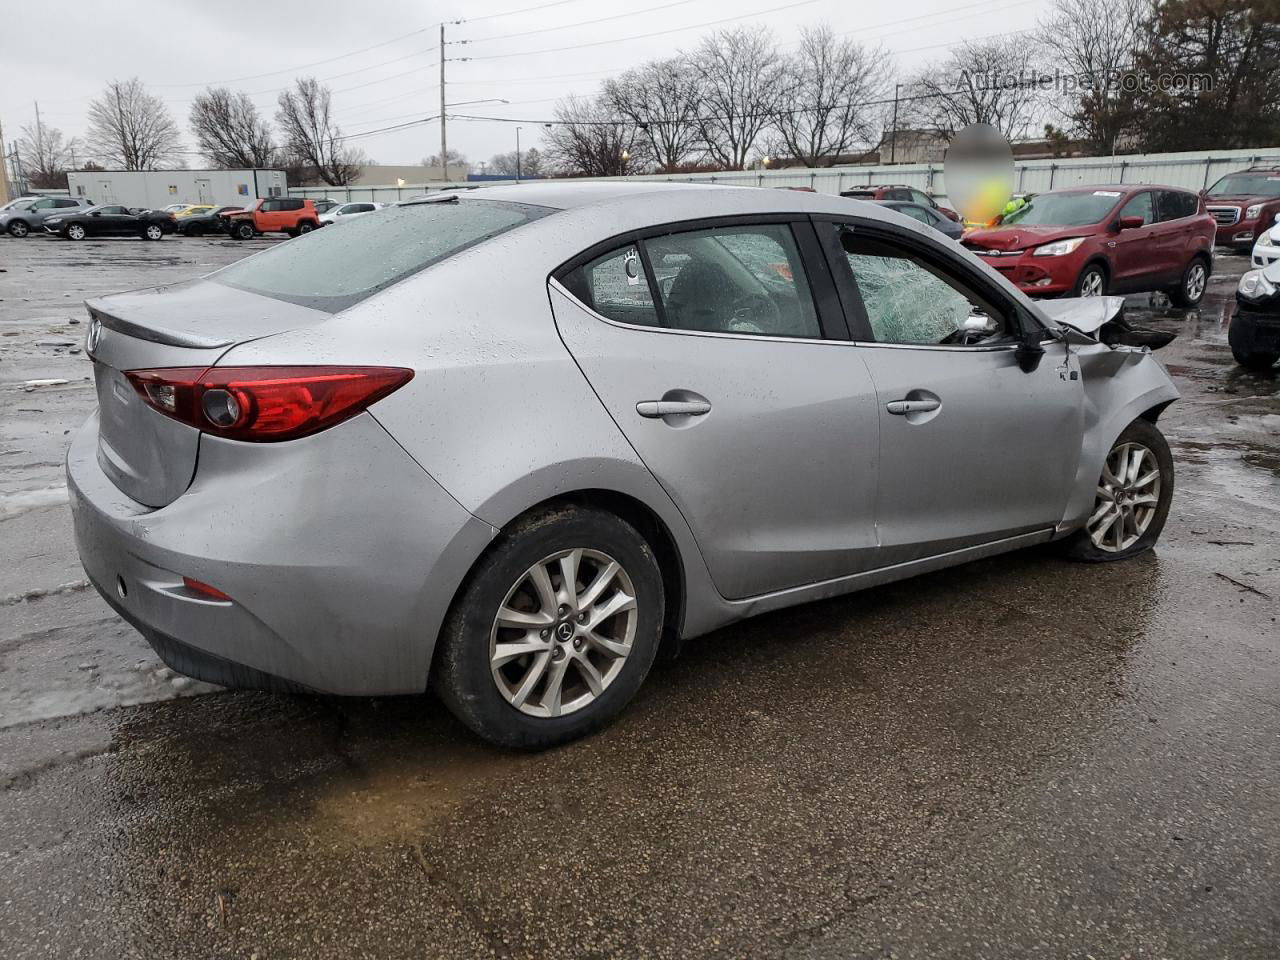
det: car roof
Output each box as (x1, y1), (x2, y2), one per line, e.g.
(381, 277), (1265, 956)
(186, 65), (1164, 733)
(1041, 183), (1192, 194)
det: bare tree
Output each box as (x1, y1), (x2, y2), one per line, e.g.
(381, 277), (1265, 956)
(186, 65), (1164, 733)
(276, 78), (366, 186)
(905, 38), (1043, 140)
(1035, 0), (1148, 151)
(190, 88), (277, 168)
(85, 78), (182, 169)
(421, 149), (471, 177)
(690, 27), (786, 170)
(773, 25), (888, 166)
(17, 121), (77, 187)
(544, 95), (645, 176)
(603, 58), (705, 171)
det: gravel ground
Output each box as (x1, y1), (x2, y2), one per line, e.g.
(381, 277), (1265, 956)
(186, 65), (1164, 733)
(1, 232), (1277, 959)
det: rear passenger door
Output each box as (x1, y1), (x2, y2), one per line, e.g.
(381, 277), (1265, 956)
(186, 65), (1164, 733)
(1154, 190), (1197, 282)
(551, 217), (882, 600)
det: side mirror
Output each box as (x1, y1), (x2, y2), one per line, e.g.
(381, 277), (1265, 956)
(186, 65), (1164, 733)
(1116, 215), (1145, 231)
(89, 210), (100, 217)
(961, 313), (998, 335)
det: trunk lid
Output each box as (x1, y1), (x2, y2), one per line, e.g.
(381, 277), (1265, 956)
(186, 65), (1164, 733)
(86, 278), (331, 507)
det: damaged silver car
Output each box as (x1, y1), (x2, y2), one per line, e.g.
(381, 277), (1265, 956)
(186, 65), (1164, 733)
(67, 184), (1177, 747)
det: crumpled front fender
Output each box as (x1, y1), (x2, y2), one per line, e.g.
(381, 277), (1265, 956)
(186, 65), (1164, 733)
(1059, 342), (1180, 532)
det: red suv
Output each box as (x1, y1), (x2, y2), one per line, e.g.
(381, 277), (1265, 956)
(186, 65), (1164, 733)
(962, 184), (1215, 306)
(1203, 166), (1280, 250)
(840, 184), (960, 221)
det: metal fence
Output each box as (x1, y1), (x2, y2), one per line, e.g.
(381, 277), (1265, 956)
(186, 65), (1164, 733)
(289, 146), (1280, 206)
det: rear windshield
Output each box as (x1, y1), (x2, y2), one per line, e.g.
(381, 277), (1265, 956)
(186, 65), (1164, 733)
(1001, 190), (1123, 226)
(213, 198), (553, 311)
(1207, 173), (1280, 197)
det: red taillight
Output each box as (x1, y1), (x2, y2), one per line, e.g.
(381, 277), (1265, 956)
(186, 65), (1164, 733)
(124, 366), (413, 442)
(182, 576), (232, 601)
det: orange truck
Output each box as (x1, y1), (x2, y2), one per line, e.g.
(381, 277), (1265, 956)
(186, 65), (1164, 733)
(225, 198), (320, 240)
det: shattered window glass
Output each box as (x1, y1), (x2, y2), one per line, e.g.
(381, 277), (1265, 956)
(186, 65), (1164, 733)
(839, 231), (1007, 345)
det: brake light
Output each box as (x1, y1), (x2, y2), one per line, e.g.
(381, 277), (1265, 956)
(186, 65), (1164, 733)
(125, 366), (413, 442)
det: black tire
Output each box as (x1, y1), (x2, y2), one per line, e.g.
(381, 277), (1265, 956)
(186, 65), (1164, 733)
(432, 503), (664, 749)
(1168, 256), (1209, 307)
(284, 228), (299, 238)
(1062, 418), (1174, 562)
(231, 221), (255, 240)
(296, 221), (316, 235)
(7, 219), (30, 238)
(1073, 262), (1108, 297)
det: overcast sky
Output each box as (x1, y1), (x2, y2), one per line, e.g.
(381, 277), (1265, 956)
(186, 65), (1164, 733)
(2, 0), (1055, 172)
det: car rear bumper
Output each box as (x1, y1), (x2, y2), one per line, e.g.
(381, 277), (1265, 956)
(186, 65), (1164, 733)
(67, 410), (495, 695)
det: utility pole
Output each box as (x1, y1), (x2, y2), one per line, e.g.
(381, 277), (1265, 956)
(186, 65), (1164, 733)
(516, 126), (522, 181)
(439, 23), (448, 182)
(0, 119), (10, 204)
(889, 83), (901, 165)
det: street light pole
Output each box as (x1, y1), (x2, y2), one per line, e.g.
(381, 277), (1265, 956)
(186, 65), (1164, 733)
(439, 23), (448, 182)
(516, 126), (522, 181)
(890, 83), (901, 165)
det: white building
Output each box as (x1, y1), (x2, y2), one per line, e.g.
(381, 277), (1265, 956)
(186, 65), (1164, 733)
(65, 168), (288, 208)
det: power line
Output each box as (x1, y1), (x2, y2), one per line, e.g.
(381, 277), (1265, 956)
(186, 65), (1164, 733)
(463, 0), (592, 24)
(154, 27), (436, 88)
(462, 0), (705, 44)
(463, 0), (826, 60)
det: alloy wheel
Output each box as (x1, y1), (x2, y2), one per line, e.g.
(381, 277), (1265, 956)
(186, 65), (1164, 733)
(1079, 269), (1104, 297)
(489, 547), (638, 718)
(10, 221), (28, 237)
(68, 224), (85, 240)
(1086, 441), (1162, 552)
(145, 225), (163, 240)
(1185, 262), (1206, 302)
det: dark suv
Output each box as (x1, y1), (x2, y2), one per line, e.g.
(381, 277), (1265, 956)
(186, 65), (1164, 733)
(840, 184), (960, 221)
(1204, 166), (1280, 250)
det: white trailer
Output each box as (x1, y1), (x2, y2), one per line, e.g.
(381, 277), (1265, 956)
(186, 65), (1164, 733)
(65, 169), (288, 209)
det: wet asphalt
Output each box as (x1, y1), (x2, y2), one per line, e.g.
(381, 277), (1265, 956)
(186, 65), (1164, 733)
(1, 234), (1277, 959)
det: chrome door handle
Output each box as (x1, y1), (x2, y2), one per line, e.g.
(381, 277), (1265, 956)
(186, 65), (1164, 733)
(886, 398), (941, 415)
(636, 400), (712, 418)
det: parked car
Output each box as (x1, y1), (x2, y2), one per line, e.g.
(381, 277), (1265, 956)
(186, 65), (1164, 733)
(44, 204), (175, 240)
(175, 205), (241, 237)
(840, 184), (960, 221)
(318, 201), (385, 226)
(225, 198), (320, 239)
(311, 198), (343, 214)
(962, 184), (1215, 306)
(174, 204), (217, 219)
(873, 199), (965, 240)
(1, 196), (95, 237)
(1230, 261), (1280, 370)
(1203, 165), (1280, 251)
(68, 183), (1179, 748)
(1251, 219), (1280, 269)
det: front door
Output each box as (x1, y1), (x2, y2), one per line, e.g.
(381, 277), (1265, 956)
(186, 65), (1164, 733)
(1110, 190), (1158, 291)
(196, 179), (212, 204)
(551, 219), (881, 600)
(822, 221), (1084, 565)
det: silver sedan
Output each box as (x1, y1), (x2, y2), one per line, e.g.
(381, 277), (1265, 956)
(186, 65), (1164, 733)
(67, 183), (1178, 747)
